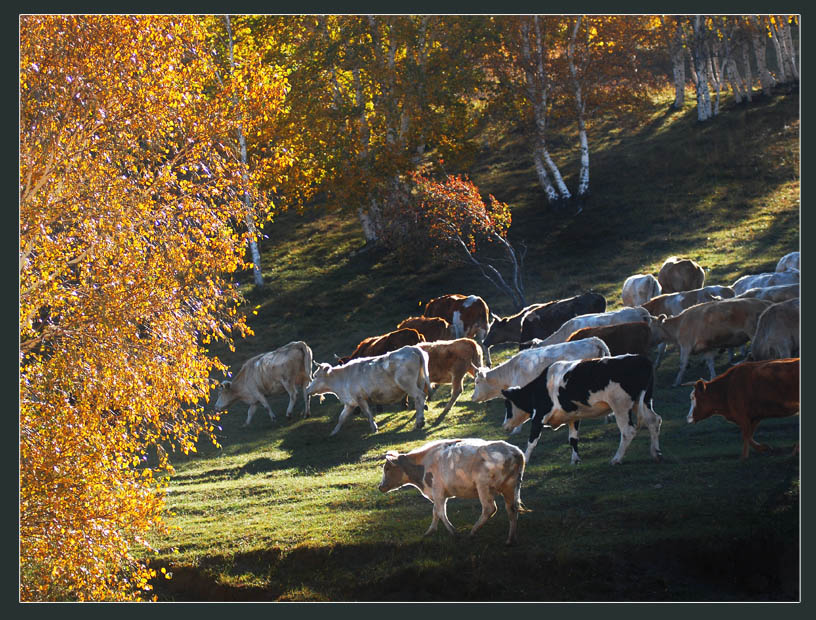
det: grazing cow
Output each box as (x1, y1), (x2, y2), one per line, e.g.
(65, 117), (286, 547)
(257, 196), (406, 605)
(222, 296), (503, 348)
(536, 306), (651, 348)
(657, 257), (706, 294)
(397, 316), (454, 342)
(775, 251), (800, 272)
(378, 438), (525, 545)
(214, 341), (314, 425)
(417, 338), (483, 421)
(736, 283), (799, 304)
(687, 358), (799, 459)
(483, 303), (549, 348)
(749, 298), (799, 361)
(621, 274), (662, 307)
(732, 270), (799, 296)
(471, 337), (611, 403)
(566, 321), (656, 357)
(650, 297), (774, 386)
(641, 286), (734, 369)
(306, 345), (431, 435)
(518, 292), (607, 347)
(501, 354), (663, 465)
(338, 328), (426, 365)
(423, 293), (492, 365)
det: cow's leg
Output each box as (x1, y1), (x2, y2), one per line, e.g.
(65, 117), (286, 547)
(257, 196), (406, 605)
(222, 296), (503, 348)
(413, 391), (426, 431)
(244, 403), (259, 427)
(501, 481), (521, 546)
(330, 404), (356, 436)
(358, 400), (379, 434)
(436, 496), (457, 535)
(568, 420), (581, 464)
(638, 399), (663, 462)
(284, 385), (298, 419)
(653, 342), (667, 371)
(672, 348), (691, 387)
(436, 372), (462, 422)
(610, 407), (637, 465)
(259, 395), (276, 423)
(424, 506), (440, 537)
(302, 386), (311, 418)
(470, 481), (498, 538)
(745, 419), (770, 454)
(704, 352), (717, 380)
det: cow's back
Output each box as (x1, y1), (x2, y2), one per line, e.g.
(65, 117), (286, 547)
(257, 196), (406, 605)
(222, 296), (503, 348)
(725, 359), (799, 421)
(244, 341), (312, 394)
(566, 321), (652, 356)
(751, 298), (799, 360)
(678, 298), (772, 350)
(658, 257), (705, 294)
(520, 293), (606, 343)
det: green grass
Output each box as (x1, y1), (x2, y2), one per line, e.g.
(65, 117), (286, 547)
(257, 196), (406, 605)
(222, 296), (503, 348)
(145, 89), (799, 601)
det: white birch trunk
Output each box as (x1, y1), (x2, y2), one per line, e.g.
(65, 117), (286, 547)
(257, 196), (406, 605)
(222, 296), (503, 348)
(692, 17), (713, 122)
(225, 15), (263, 287)
(776, 16), (799, 81)
(533, 151), (559, 202)
(782, 16), (799, 80)
(726, 58), (745, 103)
(752, 16), (776, 95)
(740, 39), (754, 101)
(568, 17), (589, 196)
(667, 18), (686, 108)
(767, 16), (789, 83)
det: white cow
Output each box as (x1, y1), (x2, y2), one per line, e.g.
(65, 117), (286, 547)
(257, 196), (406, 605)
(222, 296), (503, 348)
(305, 345), (431, 435)
(538, 306), (651, 347)
(378, 438), (525, 546)
(736, 283), (799, 303)
(621, 273), (661, 307)
(214, 341), (314, 425)
(732, 270), (799, 296)
(775, 251), (800, 272)
(471, 337), (611, 403)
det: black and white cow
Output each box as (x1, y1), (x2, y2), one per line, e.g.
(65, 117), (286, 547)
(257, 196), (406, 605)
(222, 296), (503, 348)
(501, 354), (663, 465)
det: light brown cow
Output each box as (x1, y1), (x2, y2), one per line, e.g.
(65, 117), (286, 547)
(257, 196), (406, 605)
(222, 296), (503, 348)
(338, 328), (426, 365)
(417, 338), (483, 421)
(641, 286), (734, 369)
(687, 358), (799, 459)
(621, 273), (661, 307)
(651, 297), (773, 386)
(214, 341), (314, 425)
(749, 298), (799, 361)
(397, 316), (454, 342)
(657, 257), (705, 294)
(423, 293), (492, 365)
(378, 438), (525, 545)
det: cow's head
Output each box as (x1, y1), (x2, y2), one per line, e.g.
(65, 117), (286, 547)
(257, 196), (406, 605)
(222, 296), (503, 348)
(305, 363), (334, 397)
(378, 451), (411, 493)
(482, 313), (505, 347)
(470, 365), (493, 402)
(501, 387), (532, 431)
(687, 379), (713, 424)
(213, 380), (234, 412)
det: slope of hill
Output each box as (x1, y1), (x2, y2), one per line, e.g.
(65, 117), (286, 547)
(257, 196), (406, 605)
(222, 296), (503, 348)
(147, 90), (799, 601)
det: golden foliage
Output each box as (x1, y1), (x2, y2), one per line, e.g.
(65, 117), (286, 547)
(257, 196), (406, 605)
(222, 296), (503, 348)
(20, 15), (285, 600)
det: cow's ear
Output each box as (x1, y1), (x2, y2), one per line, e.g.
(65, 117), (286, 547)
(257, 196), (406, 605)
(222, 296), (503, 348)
(220, 380), (232, 390)
(695, 379), (706, 393)
(657, 314), (667, 323)
(384, 451), (398, 463)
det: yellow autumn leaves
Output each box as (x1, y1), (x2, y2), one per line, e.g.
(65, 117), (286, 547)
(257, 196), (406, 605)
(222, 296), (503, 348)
(20, 15), (284, 600)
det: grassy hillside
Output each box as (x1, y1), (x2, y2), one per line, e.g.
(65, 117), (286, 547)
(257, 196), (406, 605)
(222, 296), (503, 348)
(146, 90), (799, 601)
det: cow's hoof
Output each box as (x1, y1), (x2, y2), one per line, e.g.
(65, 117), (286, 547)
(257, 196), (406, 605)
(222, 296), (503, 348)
(505, 539), (517, 547)
(570, 459), (582, 466)
(654, 451), (664, 463)
(610, 458), (622, 466)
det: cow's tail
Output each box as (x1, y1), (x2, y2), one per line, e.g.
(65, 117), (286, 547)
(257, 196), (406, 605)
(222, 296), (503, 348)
(512, 451), (530, 513)
(300, 341), (314, 380)
(637, 359), (656, 426)
(418, 348), (432, 396)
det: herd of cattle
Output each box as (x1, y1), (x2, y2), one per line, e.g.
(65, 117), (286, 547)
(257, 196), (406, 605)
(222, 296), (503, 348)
(213, 252), (801, 544)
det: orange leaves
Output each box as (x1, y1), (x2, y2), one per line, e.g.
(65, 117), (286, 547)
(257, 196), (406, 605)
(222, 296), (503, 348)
(20, 15), (260, 601)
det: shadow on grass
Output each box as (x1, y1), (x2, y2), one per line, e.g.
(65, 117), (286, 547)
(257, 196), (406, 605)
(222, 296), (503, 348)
(149, 525), (798, 602)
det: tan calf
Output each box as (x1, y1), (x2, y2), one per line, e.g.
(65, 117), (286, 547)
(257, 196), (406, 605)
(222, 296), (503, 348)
(749, 298), (799, 361)
(416, 338), (483, 422)
(651, 297), (773, 386)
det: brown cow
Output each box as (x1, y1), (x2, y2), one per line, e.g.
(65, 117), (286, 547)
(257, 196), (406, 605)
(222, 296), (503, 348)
(651, 297), (773, 386)
(397, 316), (454, 342)
(417, 338), (483, 421)
(749, 298), (799, 361)
(423, 293), (491, 365)
(657, 257), (705, 294)
(566, 321), (655, 357)
(483, 303), (549, 348)
(687, 358), (799, 459)
(338, 328), (426, 365)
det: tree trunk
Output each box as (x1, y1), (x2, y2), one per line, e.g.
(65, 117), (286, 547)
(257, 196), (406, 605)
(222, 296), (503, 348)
(767, 16), (789, 83)
(532, 150), (559, 202)
(726, 58), (745, 104)
(691, 17), (713, 122)
(751, 16), (776, 95)
(741, 38), (754, 101)
(781, 16), (799, 80)
(225, 15), (263, 287)
(358, 203), (380, 244)
(568, 17), (589, 197)
(665, 17), (686, 109)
